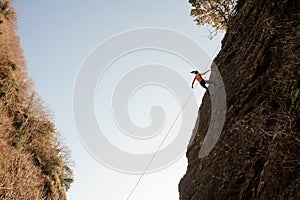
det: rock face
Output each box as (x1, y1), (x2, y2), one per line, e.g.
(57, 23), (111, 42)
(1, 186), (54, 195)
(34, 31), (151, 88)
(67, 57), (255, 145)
(179, 0), (300, 199)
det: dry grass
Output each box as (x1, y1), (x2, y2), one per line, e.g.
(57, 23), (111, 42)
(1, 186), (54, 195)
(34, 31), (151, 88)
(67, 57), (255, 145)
(0, 1), (73, 199)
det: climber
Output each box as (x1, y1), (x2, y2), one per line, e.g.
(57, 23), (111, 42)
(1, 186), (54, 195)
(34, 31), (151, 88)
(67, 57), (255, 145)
(191, 70), (216, 95)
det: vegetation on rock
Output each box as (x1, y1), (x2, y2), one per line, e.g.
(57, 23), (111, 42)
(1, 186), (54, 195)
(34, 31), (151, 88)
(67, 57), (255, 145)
(189, 0), (238, 30)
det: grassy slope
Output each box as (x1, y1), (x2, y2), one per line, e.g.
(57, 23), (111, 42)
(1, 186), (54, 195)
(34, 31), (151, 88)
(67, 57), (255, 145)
(0, 1), (73, 199)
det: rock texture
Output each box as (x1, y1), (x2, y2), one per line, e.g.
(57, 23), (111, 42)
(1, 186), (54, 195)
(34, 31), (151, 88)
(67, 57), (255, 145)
(179, 0), (300, 199)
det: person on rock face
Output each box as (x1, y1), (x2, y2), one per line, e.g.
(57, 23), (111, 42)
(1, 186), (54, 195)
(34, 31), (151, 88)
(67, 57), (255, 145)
(191, 70), (216, 95)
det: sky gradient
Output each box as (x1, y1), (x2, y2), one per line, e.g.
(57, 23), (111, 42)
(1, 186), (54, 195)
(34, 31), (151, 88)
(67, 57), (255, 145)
(14, 1), (224, 199)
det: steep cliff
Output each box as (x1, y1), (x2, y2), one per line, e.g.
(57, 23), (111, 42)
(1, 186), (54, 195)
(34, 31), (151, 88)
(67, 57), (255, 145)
(179, 0), (300, 199)
(0, 1), (73, 199)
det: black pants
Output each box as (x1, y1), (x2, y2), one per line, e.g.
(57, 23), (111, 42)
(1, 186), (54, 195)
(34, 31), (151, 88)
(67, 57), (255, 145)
(200, 79), (216, 95)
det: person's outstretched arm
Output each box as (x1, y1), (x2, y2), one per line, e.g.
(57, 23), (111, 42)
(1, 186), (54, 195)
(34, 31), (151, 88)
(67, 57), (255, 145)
(192, 77), (196, 88)
(201, 70), (210, 75)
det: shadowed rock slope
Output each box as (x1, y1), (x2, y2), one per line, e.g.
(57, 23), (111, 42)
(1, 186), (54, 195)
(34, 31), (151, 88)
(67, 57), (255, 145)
(0, 1), (73, 199)
(179, 0), (299, 199)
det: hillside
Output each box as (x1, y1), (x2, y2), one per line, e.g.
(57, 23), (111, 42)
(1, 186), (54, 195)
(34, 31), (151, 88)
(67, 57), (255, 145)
(179, 0), (299, 199)
(0, 1), (73, 199)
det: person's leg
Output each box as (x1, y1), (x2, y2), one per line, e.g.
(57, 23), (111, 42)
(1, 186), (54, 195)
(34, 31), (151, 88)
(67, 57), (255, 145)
(205, 86), (210, 95)
(200, 79), (206, 87)
(200, 80), (210, 95)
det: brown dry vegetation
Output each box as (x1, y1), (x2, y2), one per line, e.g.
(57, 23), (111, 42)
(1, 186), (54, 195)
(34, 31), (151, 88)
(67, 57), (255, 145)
(189, 0), (237, 30)
(180, 0), (299, 199)
(0, 1), (73, 199)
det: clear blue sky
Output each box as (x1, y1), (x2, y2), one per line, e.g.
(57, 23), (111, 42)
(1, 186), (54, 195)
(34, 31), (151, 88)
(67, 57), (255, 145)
(14, 1), (224, 199)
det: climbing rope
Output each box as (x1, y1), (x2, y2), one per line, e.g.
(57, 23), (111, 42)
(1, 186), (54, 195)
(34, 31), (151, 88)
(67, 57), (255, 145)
(126, 84), (196, 200)
(126, 43), (221, 200)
